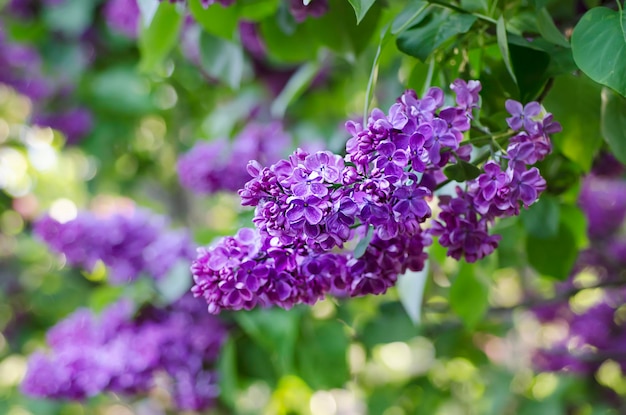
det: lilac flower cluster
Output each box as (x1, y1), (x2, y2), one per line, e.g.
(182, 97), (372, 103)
(533, 172), (626, 374)
(430, 97), (560, 262)
(22, 295), (227, 411)
(0, 19), (93, 143)
(177, 122), (290, 195)
(34, 209), (195, 284)
(192, 80), (556, 313)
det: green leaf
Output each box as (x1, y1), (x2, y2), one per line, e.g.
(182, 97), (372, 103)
(391, 1), (430, 35)
(571, 7), (626, 96)
(397, 260), (429, 325)
(544, 74), (602, 171)
(189, 0), (239, 39)
(138, 2), (183, 73)
(509, 43), (550, 102)
(536, 7), (570, 48)
(559, 204), (589, 250)
(238, 0), (280, 20)
(396, 10), (477, 62)
(443, 160), (481, 182)
(86, 66), (155, 114)
(42, 0), (96, 37)
(271, 61), (320, 118)
(347, 0), (377, 24)
(601, 87), (626, 165)
(198, 32), (246, 89)
(234, 308), (302, 374)
(449, 261), (489, 330)
(526, 221), (578, 280)
(354, 225), (374, 258)
(520, 194), (560, 239)
(155, 260), (191, 304)
(217, 338), (238, 409)
(496, 15), (517, 84)
(296, 318), (349, 389)
(137, 0), (159, 27)
(360, 302), (418, 349)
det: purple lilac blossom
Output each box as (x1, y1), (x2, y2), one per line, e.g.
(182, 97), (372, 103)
(430, 98), (559, 262)
(32, 107), (93, 144)
(192, 82), (561, 313)
(177, 122), (290, 194)
(193, 80), (500, 313)
(289, 0), (329, 22)
(34, 209), (195, 284)
(22, 295), (227, 411)
(533, 170), (626, 374)
(0, 28), (53, 100)
(104, 0), (141, 38)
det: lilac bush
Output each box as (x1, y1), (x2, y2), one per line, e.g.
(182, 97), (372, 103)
(177, 122), (290, 194)
(191, 81), (561, 314)
(22, 295), (227, 411)
(533, 171), (626, 374)
(34, 209), (195, 283)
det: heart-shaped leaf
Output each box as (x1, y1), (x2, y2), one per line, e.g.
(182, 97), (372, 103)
(571, 7), (626, 97)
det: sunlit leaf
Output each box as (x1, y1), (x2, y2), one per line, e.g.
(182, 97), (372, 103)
(271, 61), (320, 118)
(138, 2), (183, 73)
(155, 260), (191, 304)
(354, 225), (374, 258)
(397, 260), (429, 325)
(199, 32), (246, 89)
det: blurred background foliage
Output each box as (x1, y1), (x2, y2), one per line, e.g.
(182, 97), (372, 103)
(2, 0), (626, 414)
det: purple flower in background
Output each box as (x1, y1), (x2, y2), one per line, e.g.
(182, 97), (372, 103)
(33, 107), (93, 144)
(22, 296), (227, 411)
(34, 209), (195, 284)
(177, 122), (291, 195)
(104, 0), (140, 38)
(289, 0), (329, 22)
(579, 174), (626, 239)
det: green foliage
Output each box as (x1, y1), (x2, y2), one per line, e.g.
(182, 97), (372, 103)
(526, 220), (578, 280)
(544, 74), (602, 171)
(138, 1), (183, 73)
(520, 194), (560, 239)
(443, 160), (482, 182)
(449, 261), (489, 330)
(601, 87), (626, 165)
(347, 0), (377, 23)
(4, 0), (626, 413)
(571, 6), (626, 97)
(199, 32), (247, 89)
(396, 8), (477, 62)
